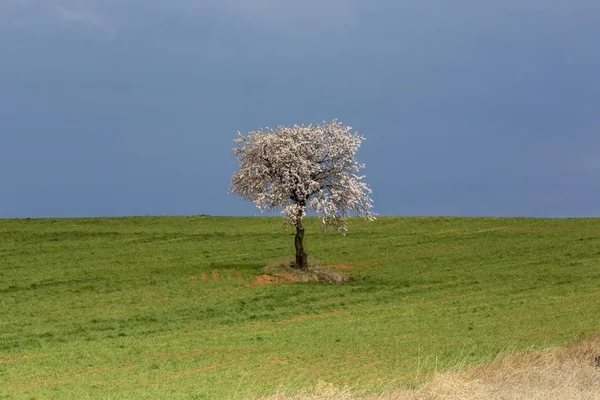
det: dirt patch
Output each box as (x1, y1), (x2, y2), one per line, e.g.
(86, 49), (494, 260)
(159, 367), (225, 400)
(188, 275), (197, 280)
(201, 273), (207, 280)
(212, 271), (219, 281)
(236, 270), (244, 282)
(248, 274), (299, 287)
(322, 264), (355, 271)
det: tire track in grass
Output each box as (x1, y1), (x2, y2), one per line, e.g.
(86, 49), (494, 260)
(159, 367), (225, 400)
(0, 353), (45, 364)
(150, 364), (218, 384)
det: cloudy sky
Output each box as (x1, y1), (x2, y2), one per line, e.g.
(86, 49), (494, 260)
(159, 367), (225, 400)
(1, 0), (599, 218)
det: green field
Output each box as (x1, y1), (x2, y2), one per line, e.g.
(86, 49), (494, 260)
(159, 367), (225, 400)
(1, 216), (599, 399)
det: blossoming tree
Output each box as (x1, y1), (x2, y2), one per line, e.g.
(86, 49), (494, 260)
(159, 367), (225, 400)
(230, 120), (375, 269)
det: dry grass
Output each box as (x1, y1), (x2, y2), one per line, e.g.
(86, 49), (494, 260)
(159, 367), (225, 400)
(261, 257), (351, 284)
(263, 335), (600, 400)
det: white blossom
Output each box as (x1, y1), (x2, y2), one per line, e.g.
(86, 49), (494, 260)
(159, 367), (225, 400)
(230, 120), (375, 233)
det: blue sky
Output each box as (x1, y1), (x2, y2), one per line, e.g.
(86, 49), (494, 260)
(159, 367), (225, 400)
(1, 0), (599, 218)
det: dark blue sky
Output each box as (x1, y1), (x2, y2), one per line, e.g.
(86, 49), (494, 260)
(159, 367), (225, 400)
(2, 0), (599, 218)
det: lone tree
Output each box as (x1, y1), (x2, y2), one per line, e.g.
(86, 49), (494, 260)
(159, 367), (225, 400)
(230, 120), (375, 269)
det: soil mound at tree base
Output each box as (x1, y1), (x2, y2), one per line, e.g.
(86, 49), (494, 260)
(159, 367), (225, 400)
(248, 258), (352, 286)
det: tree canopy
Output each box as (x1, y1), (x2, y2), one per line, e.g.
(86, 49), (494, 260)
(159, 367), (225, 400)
(230, 120), (375, 231)
(230, 120), (375, 268)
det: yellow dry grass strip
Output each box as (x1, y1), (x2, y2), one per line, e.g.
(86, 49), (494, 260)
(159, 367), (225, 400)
(264, 336), (600, 400)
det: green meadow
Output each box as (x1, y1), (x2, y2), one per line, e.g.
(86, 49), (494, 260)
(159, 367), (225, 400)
(1, 216), (599, 398)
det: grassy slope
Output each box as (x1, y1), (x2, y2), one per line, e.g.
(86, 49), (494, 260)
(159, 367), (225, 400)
(0, 216), (599, 399)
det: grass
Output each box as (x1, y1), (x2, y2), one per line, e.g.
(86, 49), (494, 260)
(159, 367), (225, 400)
(264, 335), (600, 399)
(0, 216), (599, 398)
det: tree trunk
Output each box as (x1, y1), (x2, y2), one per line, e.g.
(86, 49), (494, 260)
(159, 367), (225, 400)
(294, 217), (308, 270)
